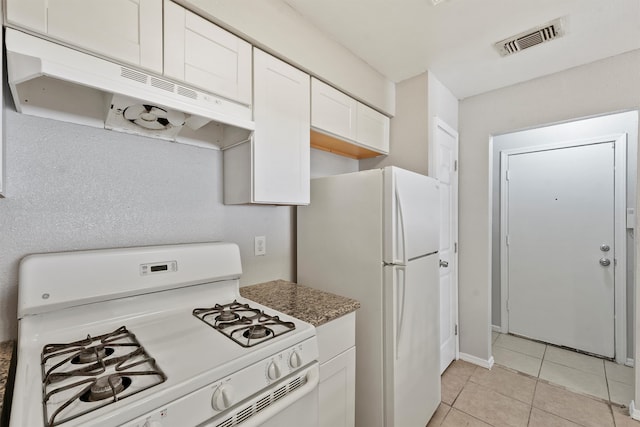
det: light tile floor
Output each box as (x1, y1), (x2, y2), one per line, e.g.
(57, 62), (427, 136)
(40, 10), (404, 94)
(427, 333), (639, 427)
(492, 332), (634, 405)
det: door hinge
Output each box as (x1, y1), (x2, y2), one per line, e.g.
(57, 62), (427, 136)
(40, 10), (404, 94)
(455, 324), (458, 336)
(454, 242), (458, 253)
(506, 299), (510, 311)
(454, 160), (458, 172)
(505, 170), (510, 181)
(506, 235), (510, 246)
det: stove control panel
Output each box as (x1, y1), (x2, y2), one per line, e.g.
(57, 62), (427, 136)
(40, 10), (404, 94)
(122, 336), (319, 427)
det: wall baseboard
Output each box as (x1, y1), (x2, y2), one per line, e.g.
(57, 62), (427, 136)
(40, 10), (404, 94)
(491, 325), (502, 333)
(460, 352), (494, 370)
(629, 400), (640, 421)
(626, 358), (635, 367)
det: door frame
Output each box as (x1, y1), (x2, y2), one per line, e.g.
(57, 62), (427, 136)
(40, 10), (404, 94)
(429, 116), (460, 365)
(499, 133), (627, 363)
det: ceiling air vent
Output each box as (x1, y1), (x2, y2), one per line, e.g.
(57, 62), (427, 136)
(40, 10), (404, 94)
(495, 18), (565, 56)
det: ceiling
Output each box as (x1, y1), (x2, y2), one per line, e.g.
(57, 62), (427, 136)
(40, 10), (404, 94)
(282, 0), (640, 99)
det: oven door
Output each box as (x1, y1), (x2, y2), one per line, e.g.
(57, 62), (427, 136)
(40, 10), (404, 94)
(253, 383), (318, 427)
(205, 362), (319, 427)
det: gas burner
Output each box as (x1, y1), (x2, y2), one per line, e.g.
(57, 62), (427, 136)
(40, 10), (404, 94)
(41, 326), (166, 427)
(193, 301), (296, 348)
(71, 346), (115, 364)
(80, 375), (132, 402)
(216, 310), (240, 323)
(243, 325), (272, 340)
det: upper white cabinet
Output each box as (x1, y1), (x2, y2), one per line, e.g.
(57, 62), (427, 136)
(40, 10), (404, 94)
(164, 0), (252, 105)
(311, 78), (389, 159)
(312, 78), (357, 141)
(5, 0), (163, 74)
(224, 49), (310, 205)
(356, 103), (390, 154)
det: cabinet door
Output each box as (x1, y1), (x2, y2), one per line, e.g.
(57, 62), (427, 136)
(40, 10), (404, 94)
(7, 0), (163, 73)
(311, 78), (357, 141)
(164, 0), (251, 105)
(356, 103), (390, 154)
(253, 49), (310, 204)
(319, 347), (356, 427)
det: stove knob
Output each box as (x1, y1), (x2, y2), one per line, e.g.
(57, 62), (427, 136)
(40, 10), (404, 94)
(289, 350), (302, 368)
(212, 384), (235, 411)
(267, 361), (281, 380)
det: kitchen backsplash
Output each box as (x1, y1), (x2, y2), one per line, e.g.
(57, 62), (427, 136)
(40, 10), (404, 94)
(0, 109), (294, 341)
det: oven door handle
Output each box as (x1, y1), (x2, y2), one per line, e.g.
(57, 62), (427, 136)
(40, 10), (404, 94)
(234, 363), (320, 427)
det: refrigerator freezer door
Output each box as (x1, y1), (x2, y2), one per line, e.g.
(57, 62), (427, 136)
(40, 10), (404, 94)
(384, 167), (440, 264)
(384, 255), (440, 427)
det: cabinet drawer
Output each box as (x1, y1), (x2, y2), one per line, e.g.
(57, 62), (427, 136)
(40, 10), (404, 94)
(317, 312), (355, 365)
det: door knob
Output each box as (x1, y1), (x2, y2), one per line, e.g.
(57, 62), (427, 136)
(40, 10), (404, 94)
(599, 258), (611, 267)
(439, 260), (449, 268)
(600, 244), (610, 252)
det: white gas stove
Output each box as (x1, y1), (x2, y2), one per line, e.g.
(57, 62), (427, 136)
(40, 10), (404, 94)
(10, 242), (319, 427)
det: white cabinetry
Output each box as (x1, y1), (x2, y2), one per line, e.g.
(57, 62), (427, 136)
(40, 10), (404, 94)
(163, 0), (252, 105)
(356, 103), (390, 154)
(312, 78), (357, 141)
(224, 49), (310, 205)
(311, 78), (389, 159)
(317, 312), (356, 427)
(5, 0), (163, 74)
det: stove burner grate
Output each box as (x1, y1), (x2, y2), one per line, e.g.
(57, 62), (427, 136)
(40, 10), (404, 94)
(193, 300), (295, 347)
(41, 326), (166, 427)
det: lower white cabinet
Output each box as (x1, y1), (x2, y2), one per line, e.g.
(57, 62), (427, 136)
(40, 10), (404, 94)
(317, 312), (356, 427)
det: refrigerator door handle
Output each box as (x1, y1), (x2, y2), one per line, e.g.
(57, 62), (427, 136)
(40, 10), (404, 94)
(395, 187), (407, 265)
(395, 266), (406, 360)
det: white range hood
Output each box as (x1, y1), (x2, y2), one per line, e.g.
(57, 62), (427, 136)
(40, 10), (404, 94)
(5, 29), (254, 149)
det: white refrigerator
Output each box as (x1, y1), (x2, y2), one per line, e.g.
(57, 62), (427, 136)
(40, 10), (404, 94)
(297, 166), (441, 427)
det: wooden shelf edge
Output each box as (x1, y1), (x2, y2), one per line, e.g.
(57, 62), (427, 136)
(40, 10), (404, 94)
(310, 129), (385, 160)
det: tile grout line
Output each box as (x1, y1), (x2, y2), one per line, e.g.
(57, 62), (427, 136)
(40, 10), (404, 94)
(526, 379), (539, 426)
(536, 344), (547, 378)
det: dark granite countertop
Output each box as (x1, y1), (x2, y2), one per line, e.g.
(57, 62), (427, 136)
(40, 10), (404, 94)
(0, 341), (15, 424)
(240, 279), (360, 327)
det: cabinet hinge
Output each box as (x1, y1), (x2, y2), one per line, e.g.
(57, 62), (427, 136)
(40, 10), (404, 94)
(454, 160), (458, 172)
(455, 324), (458, 336)
(454, 242), (458, 253)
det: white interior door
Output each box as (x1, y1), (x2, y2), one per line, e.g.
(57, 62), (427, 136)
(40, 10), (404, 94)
(432, 119), (459, 373)
(506, 142), (615, 357)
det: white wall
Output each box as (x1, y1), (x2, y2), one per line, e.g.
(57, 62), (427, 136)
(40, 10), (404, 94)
(492, 111), (638, 360)
(0, 109), (294, 341)
(427, 72), (459, 134)
(360, 71), (458, 175)
(177, 0), (395, 116)
(360, 73), (429, 174)
(310, 148), (359, 179)
(458, 49), (640, 363)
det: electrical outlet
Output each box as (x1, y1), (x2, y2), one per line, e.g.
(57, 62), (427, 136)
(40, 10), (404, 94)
(254, 236), (266, 256)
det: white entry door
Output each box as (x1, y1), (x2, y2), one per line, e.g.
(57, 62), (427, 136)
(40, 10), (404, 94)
(432, 119), (459, 373)
(506, 142), (615, 357)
